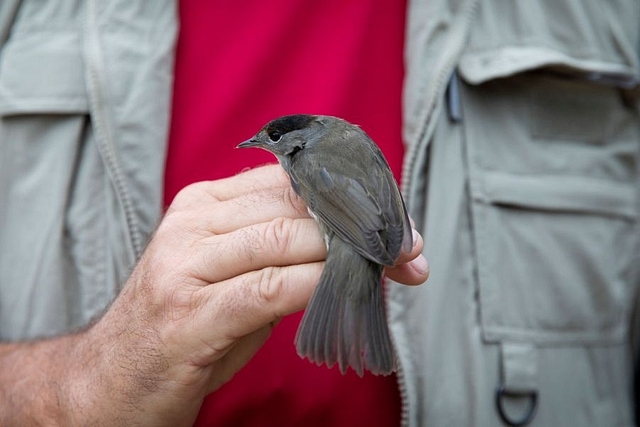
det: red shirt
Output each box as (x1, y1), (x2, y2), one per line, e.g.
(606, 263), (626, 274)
(166, 1), (407, 425)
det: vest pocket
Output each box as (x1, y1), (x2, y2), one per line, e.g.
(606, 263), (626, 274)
(462, 75), (639, 345)
(0, 31), (110, 339)
(0, 30), (89, 116)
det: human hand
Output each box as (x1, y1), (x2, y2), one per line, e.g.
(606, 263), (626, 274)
(26, 164), (427, 426)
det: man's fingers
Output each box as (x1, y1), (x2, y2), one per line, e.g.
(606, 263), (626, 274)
(197, 186), (308, 235)
(205, 164), (290, 202)
(395, 228), (423, 264)
(166, 177), (309, 238)
(197, 262), (324, 347)
(169, 164), (289, 210)
(189, 220), (428, 286)
(385, 256), (429, 285)
(386, 228), (429, 285)
(186, 218), (427, 286)
(190, 218), (326, 284)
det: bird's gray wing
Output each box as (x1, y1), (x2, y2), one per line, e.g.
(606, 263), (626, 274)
(289, 146), (410, 266)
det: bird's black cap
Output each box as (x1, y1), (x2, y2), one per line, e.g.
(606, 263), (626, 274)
(264, 114), (315, 139)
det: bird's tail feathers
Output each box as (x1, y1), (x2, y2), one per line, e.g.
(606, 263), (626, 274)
(294, 239), (396, 376)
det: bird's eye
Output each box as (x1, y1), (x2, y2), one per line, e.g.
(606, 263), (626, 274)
(269, 131), (282, 142)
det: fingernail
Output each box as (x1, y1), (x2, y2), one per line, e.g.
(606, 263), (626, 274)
(412, 228), (420, 248)
(412, 254), (429, 275)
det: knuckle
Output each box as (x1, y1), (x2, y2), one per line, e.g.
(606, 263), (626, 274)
(263, 217), (296, 256)
(170, 183), (199, 209)
(170, 182), (216, 211)
(255, 266), (285, 306)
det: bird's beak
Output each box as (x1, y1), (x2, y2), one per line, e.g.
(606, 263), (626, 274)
(237, 138), (259, 149)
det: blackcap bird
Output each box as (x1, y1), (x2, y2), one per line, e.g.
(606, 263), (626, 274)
(237, 114), (412, 376)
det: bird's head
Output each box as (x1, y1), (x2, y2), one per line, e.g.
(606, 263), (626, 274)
(237, 114), (325, 158)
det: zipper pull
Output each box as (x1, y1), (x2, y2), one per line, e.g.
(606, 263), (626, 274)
(446, 71), (463, 123)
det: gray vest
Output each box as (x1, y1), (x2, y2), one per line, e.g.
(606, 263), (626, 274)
(0, 0), (176, 339)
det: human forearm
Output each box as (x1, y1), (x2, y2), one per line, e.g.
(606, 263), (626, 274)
(0, 334), (83, 425)
(0, 323), (204, 426)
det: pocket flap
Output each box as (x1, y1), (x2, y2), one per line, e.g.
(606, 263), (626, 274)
(475, 170), (637, 220)
(0, 31), (89, 115)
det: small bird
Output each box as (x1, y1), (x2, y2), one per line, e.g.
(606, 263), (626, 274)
(238, 114), (412, 376)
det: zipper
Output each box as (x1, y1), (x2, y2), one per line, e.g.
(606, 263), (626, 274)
(83, 0), (144, 263)
(395, 355), (410, 427)
(400, 0), (479, 199)
(391, 1), (479, 426)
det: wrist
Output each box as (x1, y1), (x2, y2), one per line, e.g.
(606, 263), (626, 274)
(66, 293), (206, 426)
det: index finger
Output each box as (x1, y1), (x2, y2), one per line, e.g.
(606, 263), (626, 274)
(199, 164), (289, 202)
(196, 262), (324, 347)
(167, 164), (290, 212)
